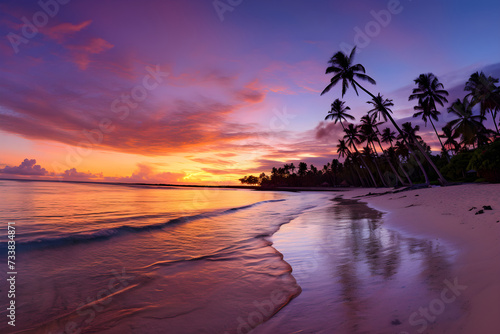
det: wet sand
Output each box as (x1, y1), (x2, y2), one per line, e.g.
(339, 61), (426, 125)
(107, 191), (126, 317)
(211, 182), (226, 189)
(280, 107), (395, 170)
(254, 184), (500, 333)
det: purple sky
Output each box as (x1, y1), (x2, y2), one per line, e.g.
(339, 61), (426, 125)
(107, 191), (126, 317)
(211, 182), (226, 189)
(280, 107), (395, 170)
(0, 0), (499, 184)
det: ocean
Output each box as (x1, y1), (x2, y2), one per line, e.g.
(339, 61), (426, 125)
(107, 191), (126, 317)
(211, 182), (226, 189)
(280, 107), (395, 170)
(0, 179), (331, 333)
(0, 180), (462, 333)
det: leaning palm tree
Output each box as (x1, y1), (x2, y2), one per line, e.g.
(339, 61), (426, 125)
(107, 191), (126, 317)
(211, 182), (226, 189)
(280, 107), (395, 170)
(344, 124), (378, 186)
(325, 99), (355, 129)
(362, 115), (407, 186)
(359, 115), (390, 186)
(447, 97), (487, 149)
(398, 122), (430, 185)
(366, 96), (413, 185)
(409, 73), (450, 161)
(381, 127), (412, 185)
(465, 71), (500, 134)
(322, 48), (447, 185)
(413, 99), (450, 162)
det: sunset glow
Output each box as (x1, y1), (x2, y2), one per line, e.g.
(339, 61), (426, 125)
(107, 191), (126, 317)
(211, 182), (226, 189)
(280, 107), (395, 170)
(1, 0), (499, 184)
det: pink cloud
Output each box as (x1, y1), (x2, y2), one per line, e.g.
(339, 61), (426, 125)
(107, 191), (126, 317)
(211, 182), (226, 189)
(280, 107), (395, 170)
(67, 37), (114, 70)
(0, 158), (48, 176)
(105, 164), (185, 184)
(60, 168), (103, 181)
(44, 20), (92, 42)
(314, 121), (345, 142)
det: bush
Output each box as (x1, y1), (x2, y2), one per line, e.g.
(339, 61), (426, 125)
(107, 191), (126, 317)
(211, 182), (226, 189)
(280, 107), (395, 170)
(468, 141), (500, 183)
(440, 150), (476, 181)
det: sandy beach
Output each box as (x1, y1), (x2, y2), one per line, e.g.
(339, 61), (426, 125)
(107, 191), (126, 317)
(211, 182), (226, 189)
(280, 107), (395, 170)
(253, 183), (500, 333)
(345, 184), (500, 333)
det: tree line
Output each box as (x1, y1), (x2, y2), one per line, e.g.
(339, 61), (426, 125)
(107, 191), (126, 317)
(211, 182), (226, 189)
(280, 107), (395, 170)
(239, 47), (500, 187)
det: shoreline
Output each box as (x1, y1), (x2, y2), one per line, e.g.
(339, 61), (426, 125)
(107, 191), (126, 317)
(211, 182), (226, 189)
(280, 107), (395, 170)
(341, 184), (500, 333)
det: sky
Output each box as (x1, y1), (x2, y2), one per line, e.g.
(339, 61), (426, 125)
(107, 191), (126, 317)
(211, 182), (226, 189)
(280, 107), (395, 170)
(0, 0), (499, 185)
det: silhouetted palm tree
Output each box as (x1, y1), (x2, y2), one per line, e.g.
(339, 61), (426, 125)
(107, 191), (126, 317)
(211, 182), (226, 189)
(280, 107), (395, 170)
(289, 162), (296, 175)
(465, 71), (500, 134)
(337, 142), (364, 186)
(398, 122), (430, 185)
(321, 46), (376, 97)
(409, 73), (449, 111)
(298, 162), (308, 177)
(381, 128), (397, 146)
(439, 125), (460, 154)
(322, 47), (447, 185)
(367, 93), (394, 123)
(325, 99), (355, 129)
(359, 115), (390, 186)
(409, 73), (450, 160)
(447, 97), (487, 148)
(344, 124), (378, 186)
(413, 99), (450, 162)
(367, 97), (413, 185)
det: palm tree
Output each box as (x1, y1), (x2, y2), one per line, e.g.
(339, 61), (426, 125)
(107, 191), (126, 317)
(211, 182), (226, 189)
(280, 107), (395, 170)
(283, 164), (290, 175)
(367, 93), (394, 123)
(439, 125), (460, 154)
(337, 140), (365, 186)
(331, 159), (340, 186)
(322, 48), (447, 185)
(344, 124), (378, 187)
(409, 73), (450, 161)
(364, 115), (408, 186)
(289, 162), (296, 175)
(381, 128), (396, 146)
(413, 99), (450, 162)
(465, 72), (500, 133)
(298, 162), (308, 177)
(381, 127), (412, 185)
(409, 73), (449, 111)
(370, 96), (424, 184)
(447, 97), (487, 149)
(359, 115), (389, 186)
(321, 46), (376, 97)
(398, 122), (430, 185)
(325, 99), (355, 129)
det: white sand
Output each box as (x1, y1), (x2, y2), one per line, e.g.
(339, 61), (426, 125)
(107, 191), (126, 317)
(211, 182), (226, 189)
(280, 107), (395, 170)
(343, 184), (500, 333)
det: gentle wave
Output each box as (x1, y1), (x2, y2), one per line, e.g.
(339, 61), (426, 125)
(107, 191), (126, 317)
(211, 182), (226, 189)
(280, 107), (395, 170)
(1, 199), (286, 251)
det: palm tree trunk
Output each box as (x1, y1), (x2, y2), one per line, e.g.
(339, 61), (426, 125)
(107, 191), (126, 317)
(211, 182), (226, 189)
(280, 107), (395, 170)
(353, 164), (365, 187)
(340, 120), (374, 187)
(397, 159), (413, 186)
(409, 146), (430, 185)
(351, 144), (378, 187)
(429, 118), (450, 163)
(490, 109), (499, 134)
(375, 137), (406, 186)
(369, 141), (389, 187)
(353, 80), (447, 185)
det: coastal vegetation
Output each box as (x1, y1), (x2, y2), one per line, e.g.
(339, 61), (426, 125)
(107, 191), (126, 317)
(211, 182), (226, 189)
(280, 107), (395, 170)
(239, 48), (500, 187)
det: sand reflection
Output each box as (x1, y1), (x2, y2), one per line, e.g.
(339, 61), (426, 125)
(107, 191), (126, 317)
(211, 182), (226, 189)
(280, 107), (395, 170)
(255, 197), (460, 333)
